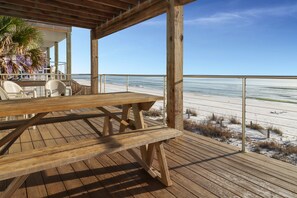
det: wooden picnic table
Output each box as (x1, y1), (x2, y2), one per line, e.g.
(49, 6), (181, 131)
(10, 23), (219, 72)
(0, 92), (162, 117)
(0, 92), (183, 197)
(0, 92), (163, 154)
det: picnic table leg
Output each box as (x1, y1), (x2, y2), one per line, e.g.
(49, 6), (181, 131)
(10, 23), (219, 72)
(146, 144), (155, 167)
(97, 107), (131, 134)
(128, 141), (173, 187)
(0, 113), (48, 155)
(1, 174), (29, 198)
(103, 116), (113, 136)
(155, 142), (173, 186)
(119, 105), (131, 132)
(132, 103), (148, 161)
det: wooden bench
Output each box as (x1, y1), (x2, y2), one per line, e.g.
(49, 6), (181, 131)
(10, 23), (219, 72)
(0, 126), (183, 198)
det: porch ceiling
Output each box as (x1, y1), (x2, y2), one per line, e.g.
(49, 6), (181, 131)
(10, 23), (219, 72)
(0, 0), (194, 39)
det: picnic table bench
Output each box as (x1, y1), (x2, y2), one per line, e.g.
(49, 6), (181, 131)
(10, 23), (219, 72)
(0, 92), (183, 197)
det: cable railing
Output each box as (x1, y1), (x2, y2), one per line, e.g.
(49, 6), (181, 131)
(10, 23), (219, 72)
(97, 74), (297, 152)
(1, 73), (297, 153)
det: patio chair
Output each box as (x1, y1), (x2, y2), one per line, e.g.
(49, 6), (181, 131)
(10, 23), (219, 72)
(2, 81), (37, 99)
(0, 87), (9, 101)
(45, 80), (72, 97)
(2, 81), (37, 123)
(0, 87), (13, 121)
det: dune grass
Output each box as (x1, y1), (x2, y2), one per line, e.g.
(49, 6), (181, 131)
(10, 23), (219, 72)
(254, 141), (297, 158)
(184, 119), (233, 141)
(229, 117), (241, 124)
(267, 126), (283, 136)
(143, 109), (162, 117)
(247, 122), (264, 131)
(186, 108), (198, 116)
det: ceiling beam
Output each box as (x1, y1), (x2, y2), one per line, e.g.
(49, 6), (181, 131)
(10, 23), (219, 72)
(0, 0), (195, 30)
(0, 0), (111, 21)
(0, 7), (94, 28)
(95, 0), (162, 39)
(0, 2), (105, 25)
(54, 0), (123, 14)
(119, 0), (140, 5)
(25, 0), (115, 19)
(88, 0), (132, 10)
(95, 0), (194, 39)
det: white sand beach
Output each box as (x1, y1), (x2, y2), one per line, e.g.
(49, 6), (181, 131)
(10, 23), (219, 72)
(76, 78), (297, 164)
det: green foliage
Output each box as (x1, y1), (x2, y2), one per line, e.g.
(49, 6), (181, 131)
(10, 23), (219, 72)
(0, 16), (44, 74)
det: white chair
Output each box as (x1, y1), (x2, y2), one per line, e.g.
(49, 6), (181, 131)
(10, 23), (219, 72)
(0, 87), (9, 101)
(2, 81), (37, 125)
(2, 81), (37, 99)
(45, 80), (72, 97)
(0, 87), (14, 121)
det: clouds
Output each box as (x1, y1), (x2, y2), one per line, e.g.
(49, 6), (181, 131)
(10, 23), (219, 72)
(140, 20), (165, 26)
(185, 3), (297, 26)
(185, 13), (245, 25)
(141, 3), (297, 27)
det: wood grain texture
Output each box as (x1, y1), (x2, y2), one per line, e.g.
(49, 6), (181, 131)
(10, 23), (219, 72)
(1, 109), (297, 197)
(0, 113), (48, 153)
(0, 92), (163, 117)
(95, 0), (194, 38)
(0, 126), (182, 181)
(166, 0), (184, 130)
(119, 104), (131, 132)
(155, 142), (172, 186)
(0, 111), (122, 130)
(0, 0), (194, 30)
(1, 175), (29, 198)
(91, 29), (98, 94)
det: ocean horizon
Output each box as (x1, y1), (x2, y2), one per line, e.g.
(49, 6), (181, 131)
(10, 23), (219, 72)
(72, 74), (297, 104)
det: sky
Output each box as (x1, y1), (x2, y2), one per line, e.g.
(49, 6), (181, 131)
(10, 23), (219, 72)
(52, 0), (297, 75)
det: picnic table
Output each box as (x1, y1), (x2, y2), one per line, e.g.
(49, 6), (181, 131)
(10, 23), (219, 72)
(0, 92), (183, 197)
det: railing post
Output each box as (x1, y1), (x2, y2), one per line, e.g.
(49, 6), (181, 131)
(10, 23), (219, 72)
(163, 76), (167, 125)
(100, 75), (103, 93)
(104, 74), (106, 93)
(126, 75), (129, 92)
(242, 78), (247, 153)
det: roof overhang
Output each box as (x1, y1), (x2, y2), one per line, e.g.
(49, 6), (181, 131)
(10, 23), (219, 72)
(28, 21), (71, 49)
(0, 0), (194, 39)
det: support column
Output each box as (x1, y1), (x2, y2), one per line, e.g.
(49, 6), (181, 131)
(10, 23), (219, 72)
(66, 31), (72, 80)
(54, 41), (59, 75)
(46, 47), (50, 66)
(166, 0), (184, 130)
(46, 47), (51, 79)
(91, 29), (98, 94)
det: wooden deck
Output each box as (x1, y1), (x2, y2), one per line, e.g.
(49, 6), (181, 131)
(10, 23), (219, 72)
(1, 108), (297, 198)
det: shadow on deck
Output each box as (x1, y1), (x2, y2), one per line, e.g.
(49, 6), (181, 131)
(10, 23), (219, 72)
(0, 108), (297, 198)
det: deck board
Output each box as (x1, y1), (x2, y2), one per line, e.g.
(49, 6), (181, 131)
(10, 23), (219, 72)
(0, 108), (297, 198)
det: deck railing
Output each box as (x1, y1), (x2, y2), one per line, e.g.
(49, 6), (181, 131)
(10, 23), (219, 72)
(1, 73), (297, 152)
(98, 74), (297, 152)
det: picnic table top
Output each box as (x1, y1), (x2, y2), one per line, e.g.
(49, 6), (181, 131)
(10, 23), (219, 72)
(0, 92), (163, 117)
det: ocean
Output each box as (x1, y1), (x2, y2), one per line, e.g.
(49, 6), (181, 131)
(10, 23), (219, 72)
(72, 74), (297, 103)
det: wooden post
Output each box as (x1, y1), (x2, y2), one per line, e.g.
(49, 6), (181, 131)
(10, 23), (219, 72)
(91, 29), (98, 94)
(66, 31), (72, 80)
(166, 0), (184, 130)
(54, 41), (59, 76)
(46, 47), (50, 66)
(46, 47), (50, 80)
